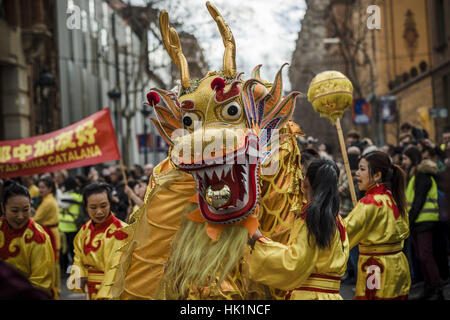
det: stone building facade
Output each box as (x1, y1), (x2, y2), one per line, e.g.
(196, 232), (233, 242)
(0, 0), (60, 141)
(289, 0), (343, 156)
(290, 0), (442, 148)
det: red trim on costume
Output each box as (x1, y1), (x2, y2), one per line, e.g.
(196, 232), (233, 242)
(256, 235), (266, 243)
(361, 256), (385, 300)
(360, 184), (400, 219)
(0, 218), (46, 260)
(309, 273), (342, 281)
(359, 250), (402, 256)
(83, 213), (127, 255)
(42, 225), (58, 260)
(336, 217), (346, 242)
(87, 281), (101, 297)
(285, 287), (340, 300)
(300, 201), (312, 220)
(284, 273), (341, 299)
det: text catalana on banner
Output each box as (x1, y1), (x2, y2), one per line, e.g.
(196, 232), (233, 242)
(0, 108), (121, 178)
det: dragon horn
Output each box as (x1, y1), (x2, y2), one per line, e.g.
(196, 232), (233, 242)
(206, 1), (237, 79)
(159, 10), (191, 89)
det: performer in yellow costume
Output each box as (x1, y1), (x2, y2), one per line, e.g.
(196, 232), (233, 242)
(68, 182), (128, 300)
(0, 182), (57, 299)
(247, 159), (349, 300)
(110, 2), (306, 300)
(345, 151), (411, 300)
(34, 176), (60, 261)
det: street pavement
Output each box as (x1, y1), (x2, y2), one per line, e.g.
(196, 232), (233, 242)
(339, 277), (450, 300)
(58, 273), (450, 300)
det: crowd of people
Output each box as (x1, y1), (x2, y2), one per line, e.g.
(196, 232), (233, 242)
(298, 121), (450, 300)
(0, 121), (449, 300)
(0, 162), (154, 298)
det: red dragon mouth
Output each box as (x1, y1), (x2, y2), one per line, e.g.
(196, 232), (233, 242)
(177, 134), (260, 224)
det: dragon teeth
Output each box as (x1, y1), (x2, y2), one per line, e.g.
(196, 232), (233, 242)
(205, 167), (215, 180)
(223, 164), (232, 178)
(214, 166), (224, 180)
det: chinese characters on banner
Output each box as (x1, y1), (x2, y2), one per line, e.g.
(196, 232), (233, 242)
(0, 108), (121, 178)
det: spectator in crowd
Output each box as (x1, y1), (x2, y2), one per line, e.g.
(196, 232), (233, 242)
(405, 149), (443, 299)
(75, 175), (89, 192)
(346, 130), (360, 147)
(34, 176), (61, 295)
(401, 122), (428, 142)
(440, 126), (450, 152)
(399, 133), (414, 148)
(132, 164), (144, 181)
(54, 170), (68, 192)
(391, 146), (405, 167)
(318, 143), (333, 160)
(20, 175), (40, 209)
(58, 177), (84, 277)
(402, 146), (423, 285)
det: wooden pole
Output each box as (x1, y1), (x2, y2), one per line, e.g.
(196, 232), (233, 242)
(119, 159), (128, 185)
(335, 118), (357, 207)
(119, 159), (133, 210)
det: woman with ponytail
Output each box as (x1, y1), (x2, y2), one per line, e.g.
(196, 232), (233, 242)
(247, 159), (349, 300)
(345, 151), (411, 300)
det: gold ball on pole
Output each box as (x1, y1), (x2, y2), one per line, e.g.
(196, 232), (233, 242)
(307, 71), (354, 123)
(307, 71), (357, 207)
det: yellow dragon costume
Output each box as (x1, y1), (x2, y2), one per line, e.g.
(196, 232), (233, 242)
(109, 2), (305, 300)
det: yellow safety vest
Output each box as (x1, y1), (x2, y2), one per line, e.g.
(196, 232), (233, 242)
(406, 176), (439, 223)
(58, 192), (83, 233)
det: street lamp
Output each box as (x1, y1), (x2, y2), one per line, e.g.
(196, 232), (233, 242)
(141, 103), (153, 164)
(38, 67), (55, 133)
(107, 86), (122, 151)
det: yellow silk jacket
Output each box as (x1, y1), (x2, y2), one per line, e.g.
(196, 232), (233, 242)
(69, 213), (128, 300)
(33, 193), (60, 259)
(247, 212), (349, 300)
(0, 217), (57, 298)
(345, 184), (411, 300)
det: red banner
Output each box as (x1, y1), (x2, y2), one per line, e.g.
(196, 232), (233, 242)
(0, 108), (121, 178)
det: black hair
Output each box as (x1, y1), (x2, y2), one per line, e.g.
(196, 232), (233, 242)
(127, 180), (139, 190)
(403, 146), (422, 167)
(304, 159), (340, 249)
(63, 176), (79, 192)
(75, 175), (89, 189)
(362, 151), (407, 217)
(82, 182), (113, 209)
(37, 176), (56, 194)
(1, 181), (31, 207)
(422, 145), (436, 158)
(400, 122), (412, 131)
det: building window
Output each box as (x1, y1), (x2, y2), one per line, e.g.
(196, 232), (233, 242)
(0, 0), (6, 20)
(81, 10), (88, 69)
(436, 0), (447, 48)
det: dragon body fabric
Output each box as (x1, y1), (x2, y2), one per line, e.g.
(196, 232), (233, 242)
(109, 2), (306, 300)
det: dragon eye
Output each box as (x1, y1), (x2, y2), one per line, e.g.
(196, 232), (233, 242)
(222, 102), (242, 121)
(183, 116), (192, 127)
(182, 113), (201, 130)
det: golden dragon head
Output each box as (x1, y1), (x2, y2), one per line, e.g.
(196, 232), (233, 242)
(146, 2), (301, 227)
